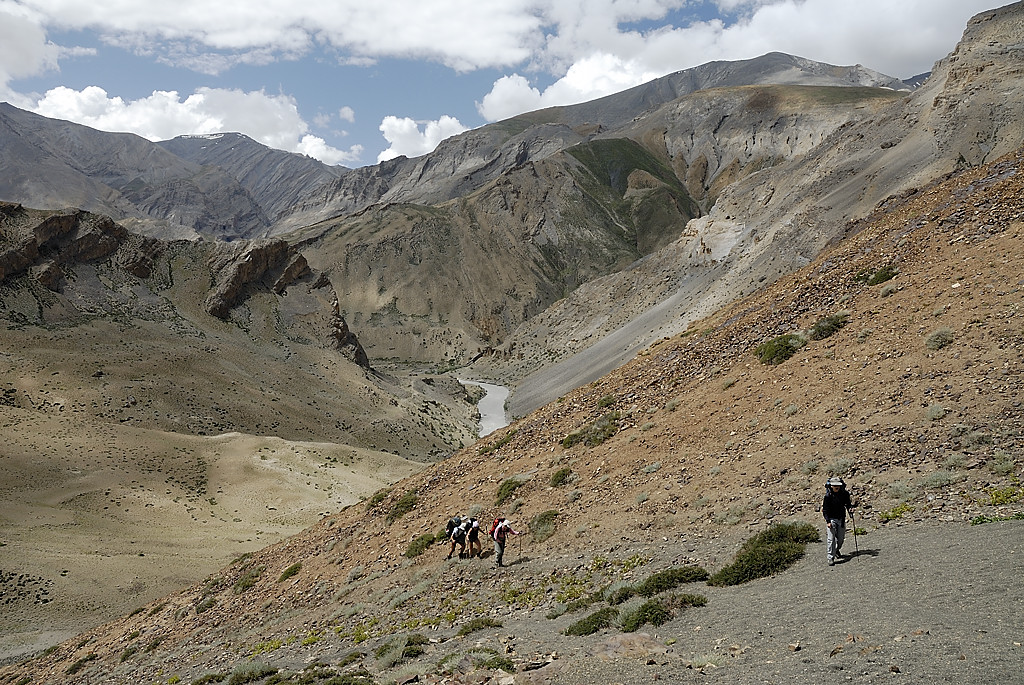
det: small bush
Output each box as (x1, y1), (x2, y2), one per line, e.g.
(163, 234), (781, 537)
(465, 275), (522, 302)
(925, 327), (955, 351)
(479, 429), (519, 455)
(880, 282), (899, 297)
(66, 653), (97, 675)
(920, 470), (962, 489)
(495, 477), (526, 506)
(191, 673), (227, 685)
(597, 394), (616, 408)
(808, 313), (849, 341)
(620, 599), (672, 632)
(550, 467), (572, 487)
(562, 411), (621, 448)
(227, 663), (277, 685)
(387, 489), (418, 524)
(605, 585), (636, 606)
(366, 488), (390, 509)
(989, 452), (1017, 476)
(530, 510), (559, 543)
(404, 533), (438, 558)
(755, 334), (806, 365)
(927, 404), (946, 421)
(879, 503), (914, 522)
(857, 264), (897, 285)
(826, 458), (854, 477)
(564, 607), (619, 636)
(278, 562), (302, 583)
(887, 481), (917, 501)
(456, 617), (502, 637)
(634, 567), (709, 597)
(707, 522), (818, 587)
(232, 566), (263, 595)
(474, 654), (515, 671)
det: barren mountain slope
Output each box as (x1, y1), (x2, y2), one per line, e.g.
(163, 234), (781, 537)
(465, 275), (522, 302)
(496, 0), (1024, 416)
(294, 84), (897, 365)
(0, 203), (482, 661)
(6, 138), (1022, 685)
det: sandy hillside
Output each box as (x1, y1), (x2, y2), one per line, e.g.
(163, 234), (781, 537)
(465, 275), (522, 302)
(0, 401), (422, 662)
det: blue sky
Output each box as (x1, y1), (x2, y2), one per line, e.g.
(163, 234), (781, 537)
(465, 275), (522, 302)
(0, 0), (996, 168)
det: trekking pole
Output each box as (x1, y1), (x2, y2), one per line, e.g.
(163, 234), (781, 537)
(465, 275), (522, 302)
(850, 508), (859, 554)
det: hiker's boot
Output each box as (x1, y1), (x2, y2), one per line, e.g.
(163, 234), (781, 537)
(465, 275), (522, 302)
(827, 557), (835, 566)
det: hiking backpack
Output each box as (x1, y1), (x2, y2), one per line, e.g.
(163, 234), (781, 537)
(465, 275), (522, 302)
(488, 517), (505, 537)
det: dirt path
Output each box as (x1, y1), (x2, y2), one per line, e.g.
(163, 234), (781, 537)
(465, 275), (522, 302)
(506, 520), (1023, 685)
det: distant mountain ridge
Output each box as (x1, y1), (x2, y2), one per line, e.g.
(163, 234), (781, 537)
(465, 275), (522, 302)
(1, 51), (915, 242)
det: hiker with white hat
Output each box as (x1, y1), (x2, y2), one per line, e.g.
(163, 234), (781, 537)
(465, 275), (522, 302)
(822, 476), (857, 566)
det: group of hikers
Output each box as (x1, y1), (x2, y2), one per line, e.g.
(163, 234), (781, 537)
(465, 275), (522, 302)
(441, 476), (856, 570)
(444, 514), (519, 567)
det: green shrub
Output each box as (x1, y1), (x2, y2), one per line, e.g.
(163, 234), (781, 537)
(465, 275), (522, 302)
(707, 522), (818, 587)
(562, 411), (621, 448)
(620, 599), (672, 632)
(925, 327), (955, 351)
(456, 617), (503, 637)
(550, 467), (573, 487)
(277, 562), (302, 583)
(66, 653), (97, 675)
(232, 566), (264, 594)
(387, 489), (418, 524)
(605, 585), (636, 606)
(366, 488), (390, 508)
(597, 394), (616, 408)
(227, 663), (277, 685)
(755, 334), (806, 365)
(495, 477), (526, 506)
(191, 673), (227, 685)
(404, 533), (438, 558)
(530, 510), (559, 543)
(879, 503), (914, 522)
(564, 607), (619, 636)
(634, 567), (709, 597)
(856, 264), (897, 285)
(971, 512), (1024, 525)
(808, 313), (849, 341)
(478, 429), (519, 455)
(474, 655), (515, 671)
(927, 404), (947, 421)
(989, 452), (1017, 476)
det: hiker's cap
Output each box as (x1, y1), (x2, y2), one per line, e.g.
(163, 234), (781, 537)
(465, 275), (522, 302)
(826, 476), (845, 487)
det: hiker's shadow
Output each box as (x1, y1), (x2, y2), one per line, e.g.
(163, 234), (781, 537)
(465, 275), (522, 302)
(509, 556), (531, 566)
(841, 549), (880, 562)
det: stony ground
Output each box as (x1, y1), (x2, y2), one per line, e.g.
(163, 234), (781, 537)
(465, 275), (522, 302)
(2, 146), (1024, 685)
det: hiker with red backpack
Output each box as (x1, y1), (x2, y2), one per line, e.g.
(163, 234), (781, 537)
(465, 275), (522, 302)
(489, 517), (519, 567)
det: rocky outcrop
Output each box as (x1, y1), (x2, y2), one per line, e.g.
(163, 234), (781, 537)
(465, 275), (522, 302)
(204, 240), (311, 318)
(0, 202), (155, 290)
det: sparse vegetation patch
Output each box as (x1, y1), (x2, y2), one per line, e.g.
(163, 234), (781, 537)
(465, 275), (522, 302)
(564, 607), (619, 636)
(755, 333), (806, 365)
(708, 522), (818, 586)
(808, 312), (849, 340)
(562, 411), (621, 448)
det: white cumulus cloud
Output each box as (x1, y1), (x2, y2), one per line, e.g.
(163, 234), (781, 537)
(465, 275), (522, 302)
(377, 115), (468, 162)
(31, 85), (361, 165)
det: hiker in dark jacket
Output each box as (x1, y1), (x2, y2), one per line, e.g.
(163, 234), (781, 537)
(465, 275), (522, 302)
(446, 515), (468, 560)
(466, 518), (482, 558)
(492, 519), (519, 567)
(822, 476), (856, 566)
